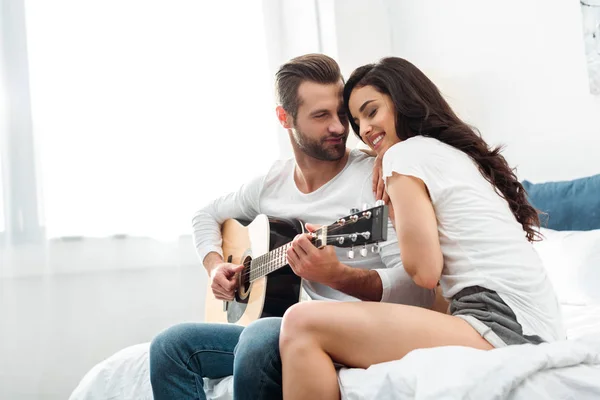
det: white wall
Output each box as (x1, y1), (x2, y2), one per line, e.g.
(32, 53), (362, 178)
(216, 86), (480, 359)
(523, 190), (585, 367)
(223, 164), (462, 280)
(334, 0), (393, 79)
(334, 0), (394, 150)
(1, 265), (206, 400)
(331, 0), (600, 182)
(0, 236), (199, 278)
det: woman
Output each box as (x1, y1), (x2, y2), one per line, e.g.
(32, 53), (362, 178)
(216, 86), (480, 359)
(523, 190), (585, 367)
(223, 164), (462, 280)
(279, 57), (564, 400)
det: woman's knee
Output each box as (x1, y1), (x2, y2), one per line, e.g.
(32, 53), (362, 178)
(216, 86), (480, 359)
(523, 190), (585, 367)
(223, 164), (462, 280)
(280, 302), (323, 350)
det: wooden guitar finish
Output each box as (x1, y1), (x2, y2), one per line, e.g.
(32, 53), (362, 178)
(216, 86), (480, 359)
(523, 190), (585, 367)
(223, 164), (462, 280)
(204, 205), (388, 326)
(205, 216), (303, 326)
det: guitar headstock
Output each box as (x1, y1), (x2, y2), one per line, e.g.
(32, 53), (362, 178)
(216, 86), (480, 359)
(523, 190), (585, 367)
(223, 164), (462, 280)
(311, 202), (389, 258)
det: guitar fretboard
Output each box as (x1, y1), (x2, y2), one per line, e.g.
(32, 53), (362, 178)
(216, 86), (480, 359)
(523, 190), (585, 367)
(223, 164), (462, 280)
(249, 242), (293, 282)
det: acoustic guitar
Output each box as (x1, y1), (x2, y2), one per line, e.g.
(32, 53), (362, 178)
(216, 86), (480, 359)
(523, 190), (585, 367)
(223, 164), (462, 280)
(205, 203), (388, 326)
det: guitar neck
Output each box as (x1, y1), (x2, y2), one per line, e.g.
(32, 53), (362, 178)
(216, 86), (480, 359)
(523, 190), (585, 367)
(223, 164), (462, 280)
(249, 242), (293, 282)
(247, 204), (387, 282)
(250, 225), (328, 281)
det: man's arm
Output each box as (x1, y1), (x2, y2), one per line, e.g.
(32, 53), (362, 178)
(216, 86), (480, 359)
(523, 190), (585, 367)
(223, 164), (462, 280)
(285, 230), (433, 304)
(203, 252), (226, 273)
(193, 174), (264, 271)
(328, 265), (383, 301)
(193, 175), (264, 300)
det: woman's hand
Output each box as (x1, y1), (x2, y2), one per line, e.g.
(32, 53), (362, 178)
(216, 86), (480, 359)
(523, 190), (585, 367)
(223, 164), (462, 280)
(388, 201), (396, 230)
(372, 154), (394, 229)
(372, 154), (390, 204)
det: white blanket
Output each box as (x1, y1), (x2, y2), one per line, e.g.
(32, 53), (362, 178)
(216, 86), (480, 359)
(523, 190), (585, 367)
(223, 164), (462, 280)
(339, 336), (600, 400)
(70, 335), (600, 400)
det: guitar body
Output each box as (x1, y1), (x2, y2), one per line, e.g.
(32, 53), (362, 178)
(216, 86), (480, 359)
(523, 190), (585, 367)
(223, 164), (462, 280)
(204, 215), (304, 326)
(204, 204), (389, 327)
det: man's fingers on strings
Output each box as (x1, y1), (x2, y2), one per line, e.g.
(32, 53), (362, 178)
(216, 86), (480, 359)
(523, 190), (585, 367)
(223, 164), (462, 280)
(294, 234), (316, 255)
(291, 235), (310, 256)
(286, 246), (300, 268)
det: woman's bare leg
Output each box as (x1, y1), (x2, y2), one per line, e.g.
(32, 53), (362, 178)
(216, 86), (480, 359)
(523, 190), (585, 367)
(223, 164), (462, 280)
(280, 301), (493, 400)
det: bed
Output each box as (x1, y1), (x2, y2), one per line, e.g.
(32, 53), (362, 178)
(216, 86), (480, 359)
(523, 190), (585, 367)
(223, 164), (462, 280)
(70, 174), (600, 400)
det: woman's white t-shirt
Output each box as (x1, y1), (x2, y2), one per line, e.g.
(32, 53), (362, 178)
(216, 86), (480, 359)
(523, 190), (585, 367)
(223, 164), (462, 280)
(382, 136), (564, 342)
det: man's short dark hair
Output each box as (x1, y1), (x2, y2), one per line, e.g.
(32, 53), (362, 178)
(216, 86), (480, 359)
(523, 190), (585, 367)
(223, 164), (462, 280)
(275, 54), (342, 121)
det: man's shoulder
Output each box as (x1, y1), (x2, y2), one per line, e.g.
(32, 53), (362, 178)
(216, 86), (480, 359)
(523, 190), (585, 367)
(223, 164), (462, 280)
(328, 149), (376, 195)
(261, 157), (295, 184)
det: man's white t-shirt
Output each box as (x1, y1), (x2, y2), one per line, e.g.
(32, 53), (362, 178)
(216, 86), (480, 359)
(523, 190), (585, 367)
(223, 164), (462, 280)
(382, 136), (564, 342)
(193, 149), (434, 307)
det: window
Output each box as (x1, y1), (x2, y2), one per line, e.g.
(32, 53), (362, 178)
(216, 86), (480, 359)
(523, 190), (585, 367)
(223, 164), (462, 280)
(24, 0), (277, 239)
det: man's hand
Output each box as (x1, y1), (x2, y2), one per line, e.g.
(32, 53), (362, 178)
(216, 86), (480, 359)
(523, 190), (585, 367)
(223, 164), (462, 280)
(372, 154), (390, 204)
(209, 263), (245, 301)
(286, 223), (344, 286)
(286, 224), (383, 301)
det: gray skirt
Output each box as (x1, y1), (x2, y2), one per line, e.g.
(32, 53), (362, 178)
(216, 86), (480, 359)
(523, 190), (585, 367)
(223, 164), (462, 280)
(450, 286), (544, 348)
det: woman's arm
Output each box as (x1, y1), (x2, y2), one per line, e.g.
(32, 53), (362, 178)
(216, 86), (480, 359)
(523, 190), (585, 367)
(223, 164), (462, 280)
(386, 172), (443, 289)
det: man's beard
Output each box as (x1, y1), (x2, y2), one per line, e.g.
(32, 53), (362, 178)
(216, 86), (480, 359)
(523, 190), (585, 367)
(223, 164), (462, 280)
(292, 128), (347, 161)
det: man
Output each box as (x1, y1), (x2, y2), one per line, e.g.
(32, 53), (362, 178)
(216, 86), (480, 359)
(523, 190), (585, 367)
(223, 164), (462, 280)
(149, 54), (434, 400)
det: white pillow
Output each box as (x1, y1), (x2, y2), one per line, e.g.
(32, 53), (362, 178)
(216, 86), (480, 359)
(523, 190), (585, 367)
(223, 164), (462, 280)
(533, 228), (600, 306)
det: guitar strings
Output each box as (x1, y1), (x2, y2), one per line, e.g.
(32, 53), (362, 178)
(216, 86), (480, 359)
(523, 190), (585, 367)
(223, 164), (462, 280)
(240, 224), (338, 281)
(240, 215), (373, 281)
(238, 213), (375, 281)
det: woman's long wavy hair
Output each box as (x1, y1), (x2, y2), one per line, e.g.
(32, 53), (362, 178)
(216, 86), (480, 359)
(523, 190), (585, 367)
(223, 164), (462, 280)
(344, 57), (540, 242)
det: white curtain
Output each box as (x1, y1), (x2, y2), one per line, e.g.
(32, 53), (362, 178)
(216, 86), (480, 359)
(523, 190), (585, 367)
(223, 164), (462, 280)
(0, 4), (326, 398)
(1, 0), (282, 276)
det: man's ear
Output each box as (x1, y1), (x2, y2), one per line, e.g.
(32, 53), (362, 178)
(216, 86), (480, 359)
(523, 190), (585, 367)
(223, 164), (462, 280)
(276, 106), (293, 129)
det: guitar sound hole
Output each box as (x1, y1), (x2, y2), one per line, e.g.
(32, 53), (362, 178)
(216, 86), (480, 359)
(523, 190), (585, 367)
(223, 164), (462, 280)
(240, 259), (252, 293)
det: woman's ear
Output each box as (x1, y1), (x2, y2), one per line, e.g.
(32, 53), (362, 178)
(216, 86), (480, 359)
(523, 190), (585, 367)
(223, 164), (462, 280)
(276, 106), (293, 129)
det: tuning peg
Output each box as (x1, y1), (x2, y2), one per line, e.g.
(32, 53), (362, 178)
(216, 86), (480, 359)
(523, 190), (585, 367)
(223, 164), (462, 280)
(347, 247), (355, 259)
(371, 243), (381, 253)
(360, 245), (368, 257)
(375, 200), (385, 207)
(350, 208), (360, 214)
(362, 203), (370, 211)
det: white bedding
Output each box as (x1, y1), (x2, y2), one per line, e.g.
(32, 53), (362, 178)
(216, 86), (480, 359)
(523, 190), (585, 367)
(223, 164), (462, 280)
(339, 336), (600, 400)
(563, 304), (600, 339)
(69, 304), (600, 400)
(70, 228), (600, 399)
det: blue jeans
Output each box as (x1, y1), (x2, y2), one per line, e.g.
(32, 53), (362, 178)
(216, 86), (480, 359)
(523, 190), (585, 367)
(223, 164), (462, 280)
(149, 317), (282, 400)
